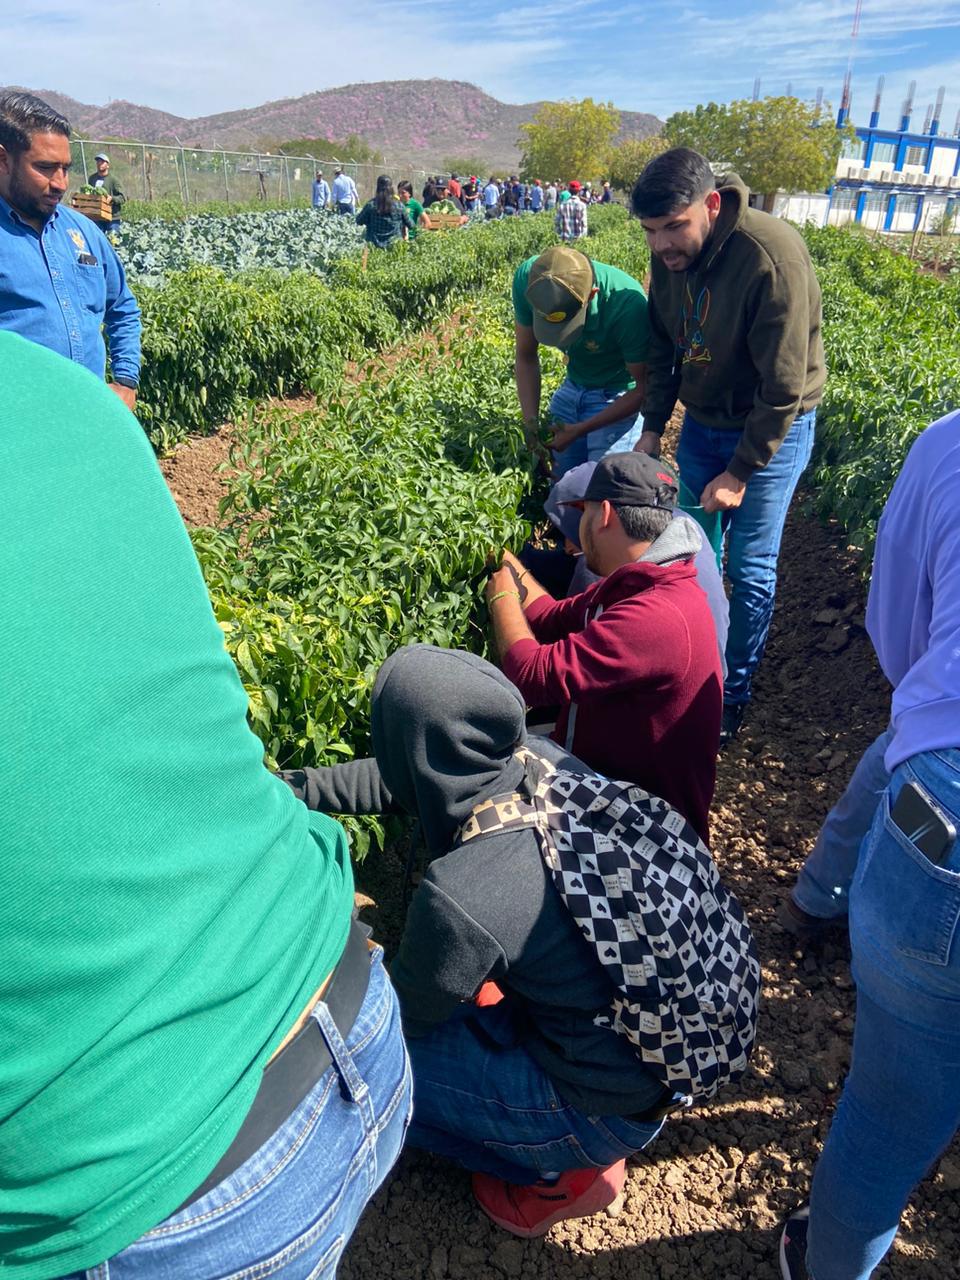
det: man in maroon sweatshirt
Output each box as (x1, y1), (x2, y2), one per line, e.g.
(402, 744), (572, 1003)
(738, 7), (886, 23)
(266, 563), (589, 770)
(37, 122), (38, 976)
(487, 452), (722, 844)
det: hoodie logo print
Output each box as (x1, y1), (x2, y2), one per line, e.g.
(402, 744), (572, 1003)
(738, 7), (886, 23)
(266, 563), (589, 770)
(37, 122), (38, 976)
(679, 283), (711, 365)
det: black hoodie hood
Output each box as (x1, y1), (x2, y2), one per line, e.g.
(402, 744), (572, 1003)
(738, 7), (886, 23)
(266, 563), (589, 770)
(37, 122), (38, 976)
(370, 644), (527, 854)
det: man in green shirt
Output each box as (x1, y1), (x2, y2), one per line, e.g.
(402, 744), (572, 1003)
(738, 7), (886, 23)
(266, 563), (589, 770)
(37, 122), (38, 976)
(86, 151), (125, 232)
(0, 331), (410, 1278)
(513, 245), (650, 477)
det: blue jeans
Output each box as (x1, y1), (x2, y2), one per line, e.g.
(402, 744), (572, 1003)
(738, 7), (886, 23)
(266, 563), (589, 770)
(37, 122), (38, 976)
(405, 1000), (664, 1185)
(676, 409), (815, 706)
(548, 377), (643, 478)
(61, 949), (411, 1280)
(794, 729), (894, 919)
(805, 748), (960, 1280)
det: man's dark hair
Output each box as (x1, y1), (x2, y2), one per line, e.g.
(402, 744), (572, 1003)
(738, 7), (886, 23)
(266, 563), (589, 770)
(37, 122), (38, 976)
(613, 504), (673, 543)
(630, 147), (715, 219)
(0, 90), (71, 158)
(397, 179), (413, 197)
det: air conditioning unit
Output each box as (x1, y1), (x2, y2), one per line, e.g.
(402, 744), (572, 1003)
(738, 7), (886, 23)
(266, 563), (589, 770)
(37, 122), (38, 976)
(854, 167), (869, 180)
(892, 170), (905, 181)
(879, 169), (893, 182)
(949, 176), (960, 189)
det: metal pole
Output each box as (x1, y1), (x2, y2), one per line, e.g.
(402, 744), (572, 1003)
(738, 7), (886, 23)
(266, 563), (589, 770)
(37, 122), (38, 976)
(78, 139), (88, 184)
(180, 147), (190, 204)
(141, 143), (148, 201)
(222, 150), (230, 201)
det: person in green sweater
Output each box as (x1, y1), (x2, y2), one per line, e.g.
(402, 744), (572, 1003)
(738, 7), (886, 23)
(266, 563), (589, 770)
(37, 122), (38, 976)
(0, 331), (410, 1280)
(631, 148), (825, 744)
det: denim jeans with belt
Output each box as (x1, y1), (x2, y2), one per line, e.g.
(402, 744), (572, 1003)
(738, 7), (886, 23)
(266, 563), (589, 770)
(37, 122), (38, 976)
(405, 1000), (665, 1185)
(804, 747), (960, 1280)
(548, 377), (643, 479)
(676, 409), (815, 706)
(60, 949), (411, 1280)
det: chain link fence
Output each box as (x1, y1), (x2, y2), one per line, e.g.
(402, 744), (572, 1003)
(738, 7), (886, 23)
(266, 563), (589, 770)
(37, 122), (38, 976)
(70, 140), (438, 207)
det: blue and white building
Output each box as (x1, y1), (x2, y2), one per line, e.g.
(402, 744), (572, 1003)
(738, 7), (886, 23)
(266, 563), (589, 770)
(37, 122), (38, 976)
(774, 90), (960, 232)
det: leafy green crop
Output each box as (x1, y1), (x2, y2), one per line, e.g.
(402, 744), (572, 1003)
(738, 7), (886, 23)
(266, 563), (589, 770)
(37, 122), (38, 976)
(190, 302), (547, 859)
(802, 225), (960, 561)
(116, 209), (366, 284)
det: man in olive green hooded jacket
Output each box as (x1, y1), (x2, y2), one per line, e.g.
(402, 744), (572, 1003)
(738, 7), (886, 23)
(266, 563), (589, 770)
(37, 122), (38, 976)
(631, 147), (825, 743)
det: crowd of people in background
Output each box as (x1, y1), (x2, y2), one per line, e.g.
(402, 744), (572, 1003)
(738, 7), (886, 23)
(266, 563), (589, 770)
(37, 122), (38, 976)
(311, 168), (616, 243)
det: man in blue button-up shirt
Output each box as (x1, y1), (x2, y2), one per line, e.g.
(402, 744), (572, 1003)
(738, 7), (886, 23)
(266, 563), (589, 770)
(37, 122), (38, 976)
(331, 167), (359, 215)
(0, 91), (141, 410)
(311, 170), (330, 209)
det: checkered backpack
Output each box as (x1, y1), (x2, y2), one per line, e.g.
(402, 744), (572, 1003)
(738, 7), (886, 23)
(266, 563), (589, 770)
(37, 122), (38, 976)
(456, 745), (761, 1104)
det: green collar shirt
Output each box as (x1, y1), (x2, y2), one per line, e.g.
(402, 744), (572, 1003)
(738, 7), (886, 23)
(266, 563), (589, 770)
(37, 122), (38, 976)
(513, 255), (650, 391)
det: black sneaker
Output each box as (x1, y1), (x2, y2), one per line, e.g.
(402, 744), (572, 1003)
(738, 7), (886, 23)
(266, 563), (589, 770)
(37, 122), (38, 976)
(779, 1204), (810, 1279)
(719, 701), (747, 747)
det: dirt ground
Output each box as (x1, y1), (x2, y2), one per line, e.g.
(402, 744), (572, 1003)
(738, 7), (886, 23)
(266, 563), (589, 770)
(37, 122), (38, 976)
(162, 417), (960, 1279)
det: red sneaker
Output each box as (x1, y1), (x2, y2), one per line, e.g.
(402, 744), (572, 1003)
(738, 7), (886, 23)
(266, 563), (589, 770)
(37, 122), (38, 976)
(473, 1161), (626, 1238)
(474, 981), (505, 1007)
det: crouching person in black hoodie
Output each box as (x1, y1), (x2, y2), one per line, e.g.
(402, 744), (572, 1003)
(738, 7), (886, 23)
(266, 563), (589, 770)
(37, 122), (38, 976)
(282, 643), (758, 1238)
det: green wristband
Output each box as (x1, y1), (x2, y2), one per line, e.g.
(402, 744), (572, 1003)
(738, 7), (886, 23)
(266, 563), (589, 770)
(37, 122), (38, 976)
(488, 590), (521, 604)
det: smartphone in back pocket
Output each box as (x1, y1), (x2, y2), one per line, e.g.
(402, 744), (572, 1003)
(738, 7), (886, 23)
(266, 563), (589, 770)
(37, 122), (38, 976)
(890, 781), (957, 866)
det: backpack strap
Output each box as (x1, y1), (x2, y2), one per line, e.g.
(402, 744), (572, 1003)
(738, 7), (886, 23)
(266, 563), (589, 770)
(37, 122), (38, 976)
(455, 745), (558, 845)
(456, 791), (538, 844)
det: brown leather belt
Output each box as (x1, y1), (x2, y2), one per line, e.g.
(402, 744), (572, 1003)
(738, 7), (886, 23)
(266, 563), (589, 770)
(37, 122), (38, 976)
(178, 917), (373, 1212)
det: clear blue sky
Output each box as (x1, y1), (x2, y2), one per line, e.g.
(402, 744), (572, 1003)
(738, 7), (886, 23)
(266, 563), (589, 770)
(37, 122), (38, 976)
(7, 0), (960, 131)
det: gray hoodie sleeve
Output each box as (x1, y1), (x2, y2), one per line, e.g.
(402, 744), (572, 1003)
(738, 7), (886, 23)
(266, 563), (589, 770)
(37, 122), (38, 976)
(390, 878), (507, 1037)
(278, 758), (401, 815)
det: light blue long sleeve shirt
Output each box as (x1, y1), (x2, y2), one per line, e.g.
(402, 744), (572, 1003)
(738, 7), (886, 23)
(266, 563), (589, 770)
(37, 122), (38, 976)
(866, 409), (960, 769)
(331, 174), (357, 207)
(0, 195), (141, 383)
(311, 179), (330, 208)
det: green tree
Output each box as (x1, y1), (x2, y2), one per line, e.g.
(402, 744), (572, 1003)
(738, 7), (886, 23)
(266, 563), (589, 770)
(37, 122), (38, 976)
(664, 97), (851, 207)
(606, 135), (669, 193)
(267, 135), (384, 165)
(443, 156), (488, 179)
(518, 98), (620, 184)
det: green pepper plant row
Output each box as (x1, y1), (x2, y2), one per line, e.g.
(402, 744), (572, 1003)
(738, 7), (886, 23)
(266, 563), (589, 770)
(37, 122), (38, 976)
(192, 302), (561, 853)
(133, 213), (561, 449)
(801, 225), (960, 563)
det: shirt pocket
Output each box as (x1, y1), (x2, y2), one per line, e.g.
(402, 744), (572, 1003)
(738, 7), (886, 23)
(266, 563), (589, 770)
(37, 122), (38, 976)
(74, 259), (107, 315)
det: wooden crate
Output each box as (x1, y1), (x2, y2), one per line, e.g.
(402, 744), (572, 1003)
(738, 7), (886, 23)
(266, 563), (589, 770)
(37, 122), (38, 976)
(423, 211), (463, 231)
(71, 192), (113, 222)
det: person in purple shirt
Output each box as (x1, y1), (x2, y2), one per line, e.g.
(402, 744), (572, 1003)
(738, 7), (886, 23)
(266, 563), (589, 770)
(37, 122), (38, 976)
(0, 91), (141, 409)
(778, 408), (960, 1280)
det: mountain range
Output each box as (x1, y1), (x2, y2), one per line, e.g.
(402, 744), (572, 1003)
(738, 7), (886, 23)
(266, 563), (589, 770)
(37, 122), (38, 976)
(12, 80), (662, 170)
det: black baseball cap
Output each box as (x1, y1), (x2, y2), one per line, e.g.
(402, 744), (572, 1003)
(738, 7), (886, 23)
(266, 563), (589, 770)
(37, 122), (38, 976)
(560, 452), (678, 511)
